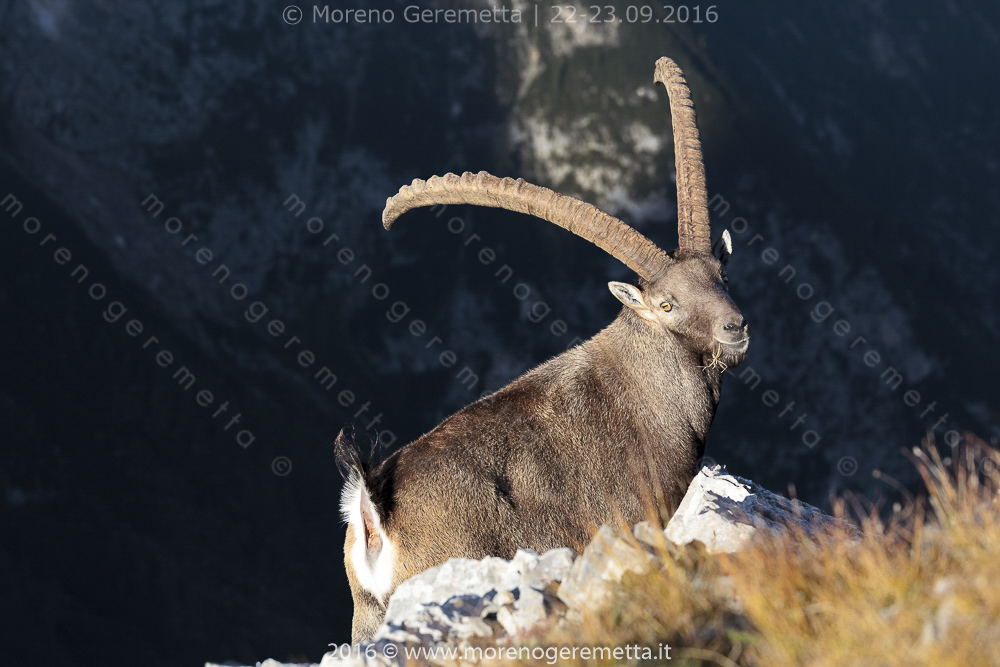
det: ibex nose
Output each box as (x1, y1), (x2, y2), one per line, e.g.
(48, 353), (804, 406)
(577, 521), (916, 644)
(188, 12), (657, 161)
(723, 318), (748, 334)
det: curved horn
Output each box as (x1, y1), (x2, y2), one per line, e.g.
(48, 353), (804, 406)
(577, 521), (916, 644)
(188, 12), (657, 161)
(383, 171), (671, 282)
(654, 57), (712, 254)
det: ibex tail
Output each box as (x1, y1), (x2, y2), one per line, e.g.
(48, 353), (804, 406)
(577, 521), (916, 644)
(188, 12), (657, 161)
(335, 430), (396, 640)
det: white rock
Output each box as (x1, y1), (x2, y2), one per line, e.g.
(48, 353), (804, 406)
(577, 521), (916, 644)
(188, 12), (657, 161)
(557, 525), (655, 610)
(381, 547), (566, 627)
(665, 465), (832, 553)
(212, 465), (842, 667)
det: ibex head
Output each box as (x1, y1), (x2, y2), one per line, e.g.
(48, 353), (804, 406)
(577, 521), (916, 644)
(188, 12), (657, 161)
(608, 233), (747, 369)
(382, 57), (748, 367)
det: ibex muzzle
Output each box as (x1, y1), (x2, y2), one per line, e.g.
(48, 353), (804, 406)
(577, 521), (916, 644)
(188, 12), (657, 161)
(337, 57), (750, 643)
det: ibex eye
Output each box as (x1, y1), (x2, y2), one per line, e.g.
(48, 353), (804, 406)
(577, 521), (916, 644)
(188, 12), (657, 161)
(661, 302), (673, 312)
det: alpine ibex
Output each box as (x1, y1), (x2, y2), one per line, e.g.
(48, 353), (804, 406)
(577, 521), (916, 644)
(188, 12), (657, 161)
(337, 57), (750, 642)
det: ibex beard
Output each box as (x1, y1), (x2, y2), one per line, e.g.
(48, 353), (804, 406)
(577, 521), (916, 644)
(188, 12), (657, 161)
(337, 57), (751, 643)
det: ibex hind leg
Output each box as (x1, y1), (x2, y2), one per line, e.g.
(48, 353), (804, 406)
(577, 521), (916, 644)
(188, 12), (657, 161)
(335, 431), (397, 642)
(343, 525), (391, 643)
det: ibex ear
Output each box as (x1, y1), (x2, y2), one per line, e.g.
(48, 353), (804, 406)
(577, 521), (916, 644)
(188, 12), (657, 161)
(713, 229), (732, 267)
(608, 281), (654, 319)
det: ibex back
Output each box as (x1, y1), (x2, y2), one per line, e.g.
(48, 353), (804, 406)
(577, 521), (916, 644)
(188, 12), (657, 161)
(337, 57), (750, 642)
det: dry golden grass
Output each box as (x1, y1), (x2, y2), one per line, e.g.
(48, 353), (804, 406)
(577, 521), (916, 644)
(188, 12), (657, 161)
(524, 437), (1000, 666)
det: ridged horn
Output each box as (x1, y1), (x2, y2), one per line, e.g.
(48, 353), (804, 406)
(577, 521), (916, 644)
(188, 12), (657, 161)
(383, 171), (671, 282)
(654, 57), (712, 254)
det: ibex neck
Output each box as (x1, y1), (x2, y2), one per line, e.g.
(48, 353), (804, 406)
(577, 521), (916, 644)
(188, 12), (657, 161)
(592, 308), (722, 433)
(597, 309), (696, 371)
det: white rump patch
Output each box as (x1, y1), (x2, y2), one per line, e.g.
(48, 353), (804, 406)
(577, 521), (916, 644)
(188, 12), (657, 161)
(340, 473), (396, 604)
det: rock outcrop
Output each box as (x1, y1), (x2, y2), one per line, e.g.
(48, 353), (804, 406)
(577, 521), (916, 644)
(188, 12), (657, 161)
(206, 465), (841, 667)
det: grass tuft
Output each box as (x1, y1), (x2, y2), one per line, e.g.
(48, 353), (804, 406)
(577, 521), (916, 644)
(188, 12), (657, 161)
(522, 436), (1000, 666)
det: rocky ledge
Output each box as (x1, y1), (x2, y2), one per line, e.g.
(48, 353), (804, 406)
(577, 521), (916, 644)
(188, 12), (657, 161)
(206, 465), (841, 667)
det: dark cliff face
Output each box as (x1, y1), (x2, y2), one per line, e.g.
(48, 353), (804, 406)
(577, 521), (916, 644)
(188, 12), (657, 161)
(1, 0), (998, 665)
